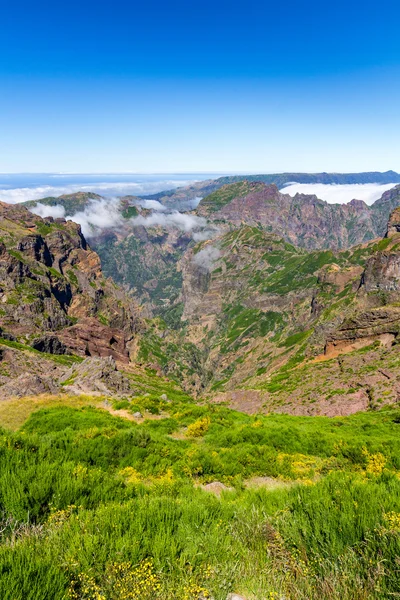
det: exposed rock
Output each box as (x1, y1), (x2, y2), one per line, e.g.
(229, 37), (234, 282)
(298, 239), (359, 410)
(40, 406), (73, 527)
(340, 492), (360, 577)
(57, 318), (130, 363)
(0, 200), (143, 360)
(197, 182), (399, 250)
(362, 251), (400, 292)
(386, 206), (400, 237)
(0, 373), (59, 400)
(59, 356), (131, 395)
(31, 335), (68, 355)
(200, 482), (234, 496)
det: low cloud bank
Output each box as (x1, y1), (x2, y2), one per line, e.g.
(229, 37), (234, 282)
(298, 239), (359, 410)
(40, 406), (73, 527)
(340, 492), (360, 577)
(30, 196), (212, 239)
(31, 198), (124, 237)
(67, 199), (124, 237)
(0, 179), (198, 205)
(130, 211), (207, 232)
(282, 183), (398, 205)
(139, 199), (167, 211)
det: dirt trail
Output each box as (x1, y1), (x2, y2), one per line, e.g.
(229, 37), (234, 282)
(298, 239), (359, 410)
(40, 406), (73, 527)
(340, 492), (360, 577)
(101, 404), (169, 423)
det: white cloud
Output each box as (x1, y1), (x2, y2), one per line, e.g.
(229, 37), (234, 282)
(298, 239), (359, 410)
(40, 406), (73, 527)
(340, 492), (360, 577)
(25, 194), (211, 239)
(282, 183), (398, 205)
(65, 198), (124, 238)
(130, 211), (207, 232)
(138, 199), (167, 211)
(30, 203), (66, 219)
(193, 246), (221, 272)
(192, 228), (218, 242)
(0, 179), (197, 205)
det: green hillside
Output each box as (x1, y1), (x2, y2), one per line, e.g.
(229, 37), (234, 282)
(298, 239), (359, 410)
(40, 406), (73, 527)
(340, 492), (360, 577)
(1, 398), (400, 599)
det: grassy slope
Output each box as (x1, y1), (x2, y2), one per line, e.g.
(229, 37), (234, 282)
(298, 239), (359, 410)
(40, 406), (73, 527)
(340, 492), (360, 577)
(1, 398), (400, 599)
(197, 181), (265, 213)
(161, 227), (400, 402)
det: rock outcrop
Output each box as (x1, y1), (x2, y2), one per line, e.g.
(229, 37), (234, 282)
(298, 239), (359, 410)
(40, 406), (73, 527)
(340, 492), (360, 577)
(0, 201), (143, 361)
(60, 356), (131, 395)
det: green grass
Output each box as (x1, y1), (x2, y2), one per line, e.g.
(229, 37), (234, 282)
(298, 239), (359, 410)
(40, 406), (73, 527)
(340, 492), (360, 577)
(198, 181), (265, 213)
(1, 401), (400, 599)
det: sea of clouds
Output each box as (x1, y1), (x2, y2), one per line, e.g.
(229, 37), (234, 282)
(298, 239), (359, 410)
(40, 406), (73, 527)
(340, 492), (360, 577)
(0, 179), (199, 205)
(281, 183), (398, 205)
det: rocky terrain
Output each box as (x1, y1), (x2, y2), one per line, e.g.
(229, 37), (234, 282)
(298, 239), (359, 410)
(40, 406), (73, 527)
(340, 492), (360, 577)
(22, 181), (400, 320)
(0, 201), (148, 398)
(6, 176), (400, 417)
(163, 207), (400, 415)
(197, 181), (400, 249)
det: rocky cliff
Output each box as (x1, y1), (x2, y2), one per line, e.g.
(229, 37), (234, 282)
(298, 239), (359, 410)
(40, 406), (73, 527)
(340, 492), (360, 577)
(197, 182), (400, 250)
(0, 201), (143, 363)
(167, 212), (400, 416)
(23, 181), (400, 322)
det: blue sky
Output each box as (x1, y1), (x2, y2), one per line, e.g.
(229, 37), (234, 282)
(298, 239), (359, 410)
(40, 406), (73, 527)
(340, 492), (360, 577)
(1, 0), (400, 173)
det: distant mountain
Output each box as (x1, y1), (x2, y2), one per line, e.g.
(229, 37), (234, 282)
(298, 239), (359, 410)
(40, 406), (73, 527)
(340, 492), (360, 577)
(21, 182), (400, 325)
(167, 210), (400, 414)
(5, 194), (400, 416)
(214, 170), (400, 187)
(142, 170), (400, 207)
(197, 182), (400, 249)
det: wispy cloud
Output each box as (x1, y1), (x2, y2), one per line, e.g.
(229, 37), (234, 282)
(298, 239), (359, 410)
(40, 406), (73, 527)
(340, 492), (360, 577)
(66, 198), (124, 237)
(29, 196), (211, 238)
(31, 198), (123, 237)
(130, 211), (207, 232)
(282, 183), (398, 205)
(139, 199), (167, 211)
(193, 246), (221, 271)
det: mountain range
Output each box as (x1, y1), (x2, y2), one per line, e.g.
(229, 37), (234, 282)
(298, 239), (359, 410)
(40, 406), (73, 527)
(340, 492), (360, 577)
(0, 173), (397, 417)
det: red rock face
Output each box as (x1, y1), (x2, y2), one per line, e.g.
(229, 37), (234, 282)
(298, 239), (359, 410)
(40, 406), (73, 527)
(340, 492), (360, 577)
(57, 318), (130, 363)
(198, 183), (400, 250)
(0, 201), (143, 362)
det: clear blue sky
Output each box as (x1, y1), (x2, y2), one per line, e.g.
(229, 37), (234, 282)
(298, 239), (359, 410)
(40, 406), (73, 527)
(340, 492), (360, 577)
(1, 0), (400, 173)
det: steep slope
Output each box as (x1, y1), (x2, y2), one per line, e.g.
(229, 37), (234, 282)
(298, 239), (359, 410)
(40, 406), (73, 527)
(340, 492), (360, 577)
(22, 180), (400, 320)
(152, 212), (400, 415)
(0, 201), (143, 362)
(24, 191), (103, 214)
(23, 193), (196, 316)
(93, 226), (191, 322)
(197, 182), (400, 249)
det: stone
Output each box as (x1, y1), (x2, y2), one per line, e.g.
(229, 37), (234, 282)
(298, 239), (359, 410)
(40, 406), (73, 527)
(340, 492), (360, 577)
(200, 482), (234, 496)
(59, 356), (131, 395)
(31, 335), (68, 355)
(0, 373), (59, 400)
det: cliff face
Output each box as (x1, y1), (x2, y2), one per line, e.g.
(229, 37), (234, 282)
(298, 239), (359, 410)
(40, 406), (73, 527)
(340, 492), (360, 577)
(0, 201), (142, 363)
(4, 192), (400, 417)
(173, 212), (400, 416)
(23, 182), (400, 324)
(197, 183), (400, 250)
